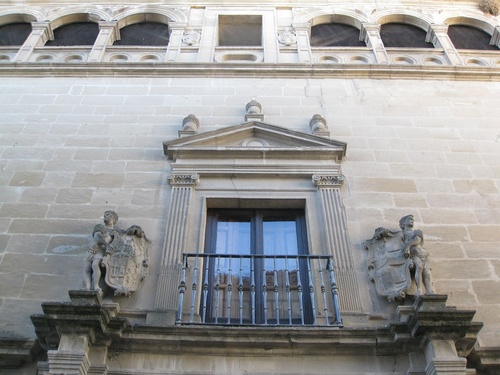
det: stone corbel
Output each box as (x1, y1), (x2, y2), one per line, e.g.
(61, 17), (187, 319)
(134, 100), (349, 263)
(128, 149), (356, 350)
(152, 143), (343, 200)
(31, 290), (128, 375)
(397, 295), (483, 375)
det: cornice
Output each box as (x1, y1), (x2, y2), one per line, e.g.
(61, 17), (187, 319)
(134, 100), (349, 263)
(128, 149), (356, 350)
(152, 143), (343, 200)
(2, 62), (500, 81)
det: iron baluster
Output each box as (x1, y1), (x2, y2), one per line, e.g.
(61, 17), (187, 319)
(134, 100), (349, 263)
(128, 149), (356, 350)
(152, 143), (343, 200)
(285, 256), (292, 325)
(176, 254), (188, 323)
(227, 256), (232, 323)
(201, 255), (210, 323)
(296, 256), (304, 325)
(238, 256), (244, 324)
(273, 256), (280, 325)
(189, 255), (199, 323)
(250, 256), (256, 325)
(318, 258), (329, 326)
(307, 257), (317, 325)
(214, 255), (221, 323)
(262, 262), (268, 325)
(328, 258), (342, 326)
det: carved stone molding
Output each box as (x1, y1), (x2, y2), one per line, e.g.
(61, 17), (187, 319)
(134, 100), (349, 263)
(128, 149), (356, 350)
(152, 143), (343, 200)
(312, 174), (345, 187)
(167, 173), (199, 186)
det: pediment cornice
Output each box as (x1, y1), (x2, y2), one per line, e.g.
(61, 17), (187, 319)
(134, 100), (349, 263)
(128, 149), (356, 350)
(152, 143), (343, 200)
(163, 121), (347, 162)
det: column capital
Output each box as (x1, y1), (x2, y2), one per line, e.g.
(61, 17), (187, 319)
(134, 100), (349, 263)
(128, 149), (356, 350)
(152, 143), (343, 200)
(167, 173), (200, 186)
(312, 174), (345, 188)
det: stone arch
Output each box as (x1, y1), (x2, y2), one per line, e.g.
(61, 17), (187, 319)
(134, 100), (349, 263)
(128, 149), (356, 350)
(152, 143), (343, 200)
(114, 12), (171, 30)
(295, 8), (368, 29)
(308, 13), (367, 47)
(114, 6), (187, 26)
(48, 8), (110, 29)
(0, 12), (37, 26)
(374, 11), (433, 32)
(443, 15), (497, 35)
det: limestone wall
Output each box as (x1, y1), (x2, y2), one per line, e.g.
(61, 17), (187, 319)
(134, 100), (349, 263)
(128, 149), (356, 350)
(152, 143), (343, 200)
(0, 77), (499, 348)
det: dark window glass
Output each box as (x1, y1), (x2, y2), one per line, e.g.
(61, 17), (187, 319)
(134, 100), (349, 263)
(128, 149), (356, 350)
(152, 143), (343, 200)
(219, 15), (262, 46)
(0, 23), (32, 46)
(204, 209), (312, 324)
(113, 22), (169, 46)
(45, 22), (99, 46)
(448, 25), (498, 50)
(311, 23), (365, 47)
(380, 23), (433, 48)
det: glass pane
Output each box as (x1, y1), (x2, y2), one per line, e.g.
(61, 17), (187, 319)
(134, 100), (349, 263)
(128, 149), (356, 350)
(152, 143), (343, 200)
(212, 218), (252, 322)
(263, 220), (302, 323)
(216, 219), (250, 255)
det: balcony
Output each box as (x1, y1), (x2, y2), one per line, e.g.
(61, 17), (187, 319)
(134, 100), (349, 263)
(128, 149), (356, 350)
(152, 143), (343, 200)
(177, 253), (343, 327)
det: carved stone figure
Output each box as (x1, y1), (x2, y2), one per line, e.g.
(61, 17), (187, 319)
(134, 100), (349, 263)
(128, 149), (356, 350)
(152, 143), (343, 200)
(83, 211), (151, 296)
(364, 215), (434, 301)
(399, 214), (434, 297)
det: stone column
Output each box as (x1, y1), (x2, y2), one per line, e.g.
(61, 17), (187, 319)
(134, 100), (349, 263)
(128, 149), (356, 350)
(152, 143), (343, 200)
(360, 23), (389, 64)
(14, 21), (53, 62)
(165, 22), (187, 62)
(155, 173), (199, 310)
(427, 24), (463, 65)
(46, 334), (91, 375)
(88, 21), (119, 63)
(292, 22), (313, 63)
(313, 175), (362, 312)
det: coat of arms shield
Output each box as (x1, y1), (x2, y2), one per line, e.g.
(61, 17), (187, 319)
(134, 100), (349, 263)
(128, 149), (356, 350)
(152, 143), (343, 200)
(363, 228), (412, 301)
(102, 226), (151, 297)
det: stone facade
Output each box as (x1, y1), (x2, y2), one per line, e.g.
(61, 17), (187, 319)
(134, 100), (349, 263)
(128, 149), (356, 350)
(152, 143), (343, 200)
(1, 1), (500, 374)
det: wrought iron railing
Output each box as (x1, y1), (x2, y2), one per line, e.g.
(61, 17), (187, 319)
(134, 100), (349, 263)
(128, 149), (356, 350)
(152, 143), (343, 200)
(177, 253), (342, 327)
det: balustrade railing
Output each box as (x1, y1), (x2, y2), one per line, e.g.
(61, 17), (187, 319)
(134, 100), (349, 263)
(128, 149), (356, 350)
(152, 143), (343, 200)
(177, 253), (342, 327)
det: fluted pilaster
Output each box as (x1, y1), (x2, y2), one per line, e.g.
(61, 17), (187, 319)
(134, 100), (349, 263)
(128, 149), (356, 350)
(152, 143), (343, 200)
(155, 173), (199, 310)
(313, 174), (362, 312)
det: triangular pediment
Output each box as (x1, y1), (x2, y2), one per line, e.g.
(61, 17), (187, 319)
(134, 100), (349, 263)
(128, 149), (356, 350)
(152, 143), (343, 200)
(163, 121), (347, 161)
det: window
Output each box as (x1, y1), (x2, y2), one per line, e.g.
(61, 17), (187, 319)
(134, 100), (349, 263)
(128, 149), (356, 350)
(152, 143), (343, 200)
(310, 23), (365, 47)
(203, 208), (312, 324)
(113, 22), (169, 46)
(448, 25), (498, 50)
(45, 22), (99, 46)
(0, 23), (32, 46)
(218, 15), (262, 46)
(380, 23), (433, 48)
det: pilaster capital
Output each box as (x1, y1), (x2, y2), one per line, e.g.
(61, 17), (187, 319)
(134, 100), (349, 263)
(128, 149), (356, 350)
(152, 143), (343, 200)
(31, 21), (54, 39)
(312, 174), (345, 188)
(429, 23), (449, 34)
(167, 173), (200, 186)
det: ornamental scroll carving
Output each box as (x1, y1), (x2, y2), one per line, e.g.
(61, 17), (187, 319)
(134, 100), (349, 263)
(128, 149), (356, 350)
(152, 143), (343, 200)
(83, 211), (151, 297)
(363, 215), (434, 301)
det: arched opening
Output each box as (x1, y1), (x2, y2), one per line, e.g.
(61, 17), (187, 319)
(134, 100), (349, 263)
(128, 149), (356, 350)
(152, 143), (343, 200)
(114, 22), (169, 46)
(311, 23), (365, 47)
(448, 25), (497, 50)
(380, 23), (433, 48)
(45, 22), (99, 46)
(0, 22), (32, 46)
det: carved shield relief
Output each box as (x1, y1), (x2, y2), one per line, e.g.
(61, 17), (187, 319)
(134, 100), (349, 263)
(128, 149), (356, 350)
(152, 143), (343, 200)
(103, 229), (151, 296)
(364, 228), (412, 301)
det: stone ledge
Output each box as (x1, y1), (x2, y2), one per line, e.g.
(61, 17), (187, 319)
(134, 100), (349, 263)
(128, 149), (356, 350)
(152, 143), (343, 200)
(1, 63), (500, 81)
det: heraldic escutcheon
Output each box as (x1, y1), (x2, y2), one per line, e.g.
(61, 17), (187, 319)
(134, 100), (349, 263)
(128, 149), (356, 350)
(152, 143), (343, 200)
(83, 211), (151, 297)
(363, 215), (434, 302)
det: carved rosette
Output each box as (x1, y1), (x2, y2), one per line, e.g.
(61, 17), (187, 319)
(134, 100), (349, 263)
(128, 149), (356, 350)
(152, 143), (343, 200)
(312, 174), (345, 187)
(167, 173), (200, 186)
